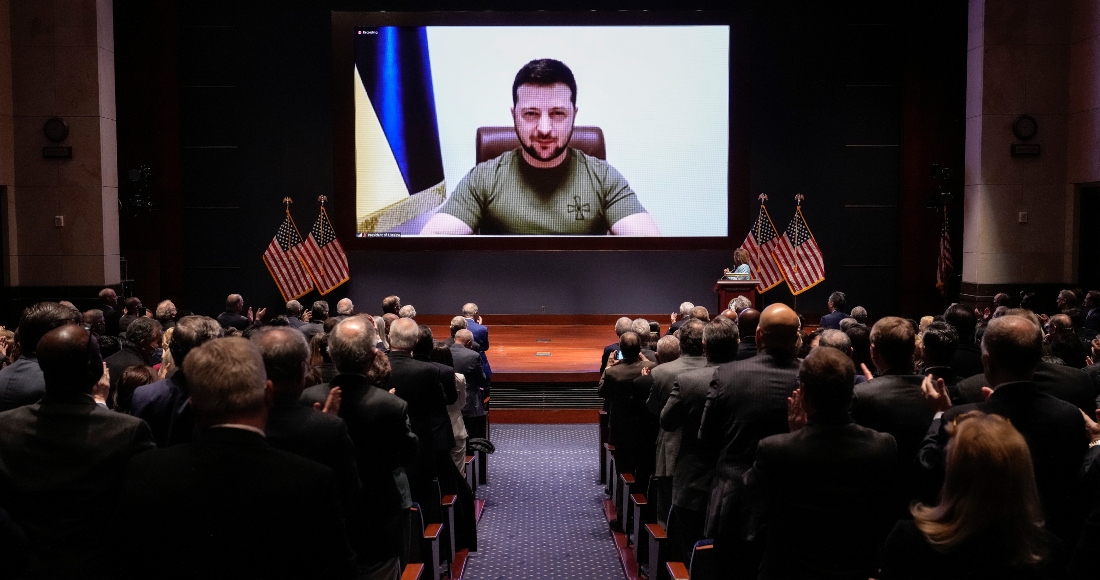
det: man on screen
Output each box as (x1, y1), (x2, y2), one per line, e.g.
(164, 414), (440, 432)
(420, 59), (660, 236)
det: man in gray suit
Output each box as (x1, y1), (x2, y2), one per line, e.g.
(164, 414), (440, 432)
(452, 329), (487, 421)
(0, 324), (155, 577)
(660, 316), (739, 564)
(643, 318), (708, 527)
(0, 302), (83, 412)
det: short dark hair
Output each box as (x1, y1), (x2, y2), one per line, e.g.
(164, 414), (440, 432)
(18, 302), (84, 355)
(619, 331), (642, 359)
(225, 294), (243, 312)
(944, 304), (977, 341)
(678, 319), (705, 357)
(311, 300), (330, 320)
(799, 346), (855, 416)
(921, 321), (958, 367)
(124, 297), (142, 312)
(828, 291), (847, 311)
(381, 295), (401, 315)
(414, 325), (435, 357)
(126, 318), (161, 348)
(251, 327), (309, 384)
(703, 316), (740, 364)
(513, 59), (577, 105)
(170, 316), (224, 368)
(870, 317), (916, 373)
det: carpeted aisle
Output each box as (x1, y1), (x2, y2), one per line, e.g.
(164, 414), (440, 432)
(463, 424), (626, 580)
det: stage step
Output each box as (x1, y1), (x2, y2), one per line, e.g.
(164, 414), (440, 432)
(492, 384), (603, 409)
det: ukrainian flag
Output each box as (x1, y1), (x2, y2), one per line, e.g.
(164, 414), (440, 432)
(354, 27), (446, 233)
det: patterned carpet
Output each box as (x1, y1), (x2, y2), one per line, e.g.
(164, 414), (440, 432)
(463, 424), (626, 580)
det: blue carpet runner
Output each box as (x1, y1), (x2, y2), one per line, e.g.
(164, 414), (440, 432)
(462, 424), (626, 580)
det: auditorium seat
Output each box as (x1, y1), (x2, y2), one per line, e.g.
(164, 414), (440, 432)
(464, 454), (478, 491)
(401, 563), (425, 580)
(475, 126), (607, 163)
(645, 522), (668, 580)
(598, 410), (610, 485)
(409, 504), (443, 580)
(664, 539), (715, 580)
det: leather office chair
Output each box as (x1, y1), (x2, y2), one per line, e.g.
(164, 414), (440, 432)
(475, 126), (606, 163)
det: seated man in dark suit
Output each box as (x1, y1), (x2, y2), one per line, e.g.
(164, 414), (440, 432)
(918, 314), (1088, 544)
(0, 324), (155, 578)
(699, 303), (801, 576)
(105, 316), (161, 392)
(301, 316), (419, 578)
(744, 346), (897, 579)
(850, 316), (933, 508)
(0, 302), (82, 411)
(251, 326), (361, 514)
(118, 336), (357, 579)
(660, 316), (739, 563)
(130, 315), (223, 446)
(734, 308), (759, 360)
(599, 330), (658, 526)
(817, 290), (848, 330)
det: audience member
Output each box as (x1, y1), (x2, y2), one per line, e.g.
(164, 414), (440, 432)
(398, 304), (417, 319)
(700, 303), (800, 575)
(660, 316), (739, 564)
(463, 303), (492, 381)
(917, 321), (961, 400)
(115, 364), (157, 413)
(818, 291), (848, 329)
(117, 296), (145, 336)
(301, 316), (418, 576)
(285, 299), (306, 329)
(452, 329), (488, 457)
(743, 346), (897, 579)
(428, 340), (479, 552)
(602, 316), (633, 372)
(0, 325), (154, 578)
(735, 308), (759, 360)
(373, 316), (389, 350)
(337, 297), (355, 316)
(381, 295), (401, 315)
(598, 331), (658, 527)
(943, 304), (982, 379)
(643, 319), (707, 527)
(668, 301), (694, 335)
(307, 332), (337, 387)
(105, 317), (161, 392)
(917, 315), (1087, 544)
(850, 305), (868, 324)
(83, 308), (106, 336)
(690, 305), (710, 322)
(302, 300), (329, 343)
(730, 295), (753, 315)
(884, 412), (1065, 578)
(130, 315), (223, 447)
(155, 299), (177, 330)
(0, 302), (82, 411)
(631, 318), (658, 361)
(118, 336), (357, 579)
(99, 287), (122, 335)
(216, 293), (257, 331)
(655, 334), (680, 363)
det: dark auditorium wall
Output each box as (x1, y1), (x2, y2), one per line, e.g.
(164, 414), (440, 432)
(112, 0), (965, 320)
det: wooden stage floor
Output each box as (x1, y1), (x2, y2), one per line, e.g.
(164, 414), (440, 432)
(427, 323), (617, 383)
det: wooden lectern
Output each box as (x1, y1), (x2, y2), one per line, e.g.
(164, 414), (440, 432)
(714, 279), (759, 314)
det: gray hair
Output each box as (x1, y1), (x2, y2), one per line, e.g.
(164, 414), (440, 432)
(250, 327), (309, 384)
(462, 303), (479, 317)
(170, 316), (224, 368)
(818, 329), (852, 354)
(850, 306), (868, 323)
(631, 318), (651, 337)
(450, 316), (467, 337)
(286, 300), (303, 317)
(373, 316), (389, 349)
(126, 318), (161, 347)
(185, 337), (267, 420)
(455, 329), (475, 345)
(731, 296), (752, 313)
(328, 316), (379, 373)
(311, 300), (330, 319)
(614, 317), (632, 336)
(657, 335), (681, 362)
(388, 317), (419, 350)
(679, 302), (695, 316)
(156, 300), (177, 319)
(336, 298), (354, 316)
(398, 304), (417, 319)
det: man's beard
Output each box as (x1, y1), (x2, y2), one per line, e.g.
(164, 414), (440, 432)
(518, 125), (574, 163)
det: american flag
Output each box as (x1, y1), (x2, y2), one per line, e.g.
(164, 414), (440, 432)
(743, 205), (785, 292)
(301, 208), (350, 295)
(936, 208), (952, 296)
(263, 212), (314, 301)
(774, 207), (825, 295)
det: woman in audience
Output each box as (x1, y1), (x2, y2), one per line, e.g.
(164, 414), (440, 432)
(155, 327), (175, 379)
(114, 365), (158, 413)
(879, 411), (1066, 578)
(305, 332), (336, 387)
(373, 315), (389, 350)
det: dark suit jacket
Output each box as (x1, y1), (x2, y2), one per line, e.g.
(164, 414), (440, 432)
(644, 354), (708, 477)
(700, 350), (801, 537)
(916, 381), (1086, 542)
(286, 316), (306, 329)
(104, 307), (124, 336)
(818, 310), (848, 330)
(105, 344), (150, 392)
(667, 318), (686, 336)
(1084, 307), (1100, 339)
(118, 427), (356, 579)
(0, 356), (45, 412)
(955, 360), (1098, 414)
(949, 341), (984, 380)
(451, 343), (487, 417)
(599, 357), (658, 476)
(465, 318), (492, 379)
(130, 371), (195, 447)
(1074, 445), (1100, 577)
(215, 311), (249, 331)
(743, 420), (897, 579)
(301, 320), (325, 343)
(735, 337), (757, 361)
(301, 373), (419, 566)
(266, 395), (362, 514)
(0, 393), (154, 578)
(661, 363), (719, 512)
(601, 342), (619, 374)
(850, 372), (935, 472)
(389, 351), (455, 453)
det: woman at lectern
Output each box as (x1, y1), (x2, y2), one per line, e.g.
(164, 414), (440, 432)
(723, 247), (752, 276)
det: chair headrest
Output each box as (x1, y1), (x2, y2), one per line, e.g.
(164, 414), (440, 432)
(475, 126), (606, 164)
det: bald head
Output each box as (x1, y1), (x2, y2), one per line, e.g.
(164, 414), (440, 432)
(455, 328), (475, 347)
(982, 315), (1043, 384)
(250, 327), (309, 394)
(757, 304), (800, 354)
(720, 309), (738, 321)
(38, 324), (101, 394)
(329, 316), (378, 374)
(1048, 313), (1073, 335)
(737, 308), (760, 338)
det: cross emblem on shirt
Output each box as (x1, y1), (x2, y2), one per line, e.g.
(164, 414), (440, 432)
(568, 195), (590, 221)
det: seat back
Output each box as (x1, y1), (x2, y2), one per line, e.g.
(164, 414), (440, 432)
(475, 126), (606, 163)
(689, 539), (716, 580)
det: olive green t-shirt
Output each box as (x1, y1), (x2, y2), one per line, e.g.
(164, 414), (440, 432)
(437, 148), (647, 235)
